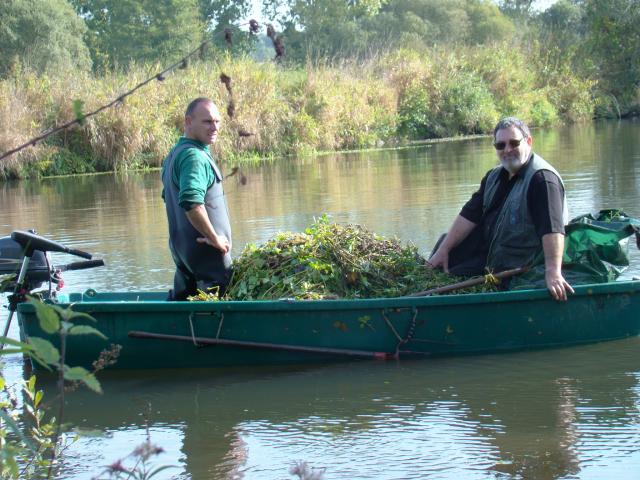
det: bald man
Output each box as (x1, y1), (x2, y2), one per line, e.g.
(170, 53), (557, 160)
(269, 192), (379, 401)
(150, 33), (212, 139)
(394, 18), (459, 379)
(161, 98), (232, 300)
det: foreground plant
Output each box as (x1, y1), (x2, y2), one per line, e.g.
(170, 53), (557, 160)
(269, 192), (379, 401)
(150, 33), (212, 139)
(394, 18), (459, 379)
(92, 437), (173, 480)
(0, 298), (116, 478)
(0, 375), (57, 478)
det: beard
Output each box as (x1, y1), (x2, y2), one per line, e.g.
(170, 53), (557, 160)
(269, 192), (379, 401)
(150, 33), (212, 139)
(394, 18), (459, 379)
(500, 152), (527, 174)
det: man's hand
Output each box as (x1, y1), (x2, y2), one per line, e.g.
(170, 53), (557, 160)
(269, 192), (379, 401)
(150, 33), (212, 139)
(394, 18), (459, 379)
(197, 234), (230, 254)
(545, 269), (574, 301)
(426, 216), (477, 273)
(427, 248), (450, 272)
(542, 233), (573, 301)
(185, 204), (230, 254)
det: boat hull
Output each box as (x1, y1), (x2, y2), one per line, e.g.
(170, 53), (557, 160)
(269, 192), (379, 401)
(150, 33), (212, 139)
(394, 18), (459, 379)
(16, 281), (640, 370)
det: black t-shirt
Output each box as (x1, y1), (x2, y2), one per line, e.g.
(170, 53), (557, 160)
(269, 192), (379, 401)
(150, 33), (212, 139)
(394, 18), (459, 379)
(460, 163), (565, 244)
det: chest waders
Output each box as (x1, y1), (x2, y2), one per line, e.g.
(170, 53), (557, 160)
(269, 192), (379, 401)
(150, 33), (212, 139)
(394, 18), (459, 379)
(162, 143), (232, 298)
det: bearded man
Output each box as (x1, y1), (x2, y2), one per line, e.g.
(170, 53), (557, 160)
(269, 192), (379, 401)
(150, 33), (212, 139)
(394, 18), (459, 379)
(427, 117), (574, 301)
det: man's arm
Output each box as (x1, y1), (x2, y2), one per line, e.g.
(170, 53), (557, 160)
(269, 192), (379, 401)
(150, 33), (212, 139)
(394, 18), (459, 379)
(528, 170), (572, 300)
(185, 204), (230, 254)
(542, 232), (573, 301)
(175, 149), (229, 254)
(428, 173), (489, 272)
(428, 215), (477, 272)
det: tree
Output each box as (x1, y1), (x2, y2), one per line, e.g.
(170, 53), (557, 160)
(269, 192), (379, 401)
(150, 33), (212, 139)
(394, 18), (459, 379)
(263, 0), (382, 62)
(583, 0), (640, 108)
(466, 0), (515, 44)
(499, 0), (534, 18)
(264, 0), (515, 62)
(0, 0), (92, 77)
(535, 0), (586, 71)
(71, 0), (205, 70)
(198, 0), (256, 53)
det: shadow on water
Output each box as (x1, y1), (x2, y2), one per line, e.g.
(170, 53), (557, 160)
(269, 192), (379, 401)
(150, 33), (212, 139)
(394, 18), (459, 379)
(33, 337), (640, 479)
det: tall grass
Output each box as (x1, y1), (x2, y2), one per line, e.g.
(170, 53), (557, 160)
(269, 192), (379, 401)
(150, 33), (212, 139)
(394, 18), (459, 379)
(0, 44), (597, 179)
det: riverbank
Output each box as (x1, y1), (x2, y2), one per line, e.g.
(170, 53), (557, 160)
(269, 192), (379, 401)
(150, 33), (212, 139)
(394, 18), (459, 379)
(0, 45), (598, 180)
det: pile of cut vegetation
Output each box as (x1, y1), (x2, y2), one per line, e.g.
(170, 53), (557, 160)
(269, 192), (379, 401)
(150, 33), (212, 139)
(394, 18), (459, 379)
(190, 217), (495, 301)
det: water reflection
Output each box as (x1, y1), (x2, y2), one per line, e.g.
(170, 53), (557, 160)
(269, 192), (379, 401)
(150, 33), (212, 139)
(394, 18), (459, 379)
(48, 338), (640, 479)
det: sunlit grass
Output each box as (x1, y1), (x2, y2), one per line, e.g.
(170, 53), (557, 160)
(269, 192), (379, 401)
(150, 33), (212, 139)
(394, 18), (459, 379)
(0, 45), (596, 179)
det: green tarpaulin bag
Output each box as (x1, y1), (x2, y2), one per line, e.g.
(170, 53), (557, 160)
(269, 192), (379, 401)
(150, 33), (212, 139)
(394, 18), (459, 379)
(510, 209), (640, 289)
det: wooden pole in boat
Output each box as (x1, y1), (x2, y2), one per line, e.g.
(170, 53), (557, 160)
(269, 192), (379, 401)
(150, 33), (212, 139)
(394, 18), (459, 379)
(128, 330), (392, 359)
(407, 266), (529, 297)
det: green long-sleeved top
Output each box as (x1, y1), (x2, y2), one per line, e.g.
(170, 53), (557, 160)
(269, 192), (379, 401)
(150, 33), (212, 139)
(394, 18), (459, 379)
(161, 137), (217, 210)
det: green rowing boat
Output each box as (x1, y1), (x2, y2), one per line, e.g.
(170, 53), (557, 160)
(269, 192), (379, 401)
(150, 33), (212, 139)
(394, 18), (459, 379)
(16, 280), (640, 370)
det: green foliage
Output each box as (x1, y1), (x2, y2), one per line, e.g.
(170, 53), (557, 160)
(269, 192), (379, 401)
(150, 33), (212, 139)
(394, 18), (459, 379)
(0, 374), (57, 479)
(271, 0), (516, 62)
(529, 0), (638, 116)
(19, 298), (104, 391)
(72, 99), (86, 125)
(0, 299), (111, 478)
(398, 83), (432, 139)
(0, 0), (92, 77)
(0, 274), (14, 293)
(71, 0), (205, 70)
(498, 0), (534, 18)
(198, 0), (257, 54)
(209, 216), (495, 301)
(428, 70), (499, 137)
(0, 46), (602, 179)
(528, 96), (559, 126)
(92, 438), (174, 479)
(394, 50), (499, 140)
(582, 0), (640, 109)
(465, 0), (515, 44)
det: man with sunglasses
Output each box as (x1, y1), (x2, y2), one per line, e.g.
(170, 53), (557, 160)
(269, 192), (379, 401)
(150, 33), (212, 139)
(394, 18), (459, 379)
(428, 117), (574, 301)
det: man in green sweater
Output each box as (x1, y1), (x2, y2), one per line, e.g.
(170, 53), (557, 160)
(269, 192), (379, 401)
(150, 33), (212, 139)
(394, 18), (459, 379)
(161, 98), (232, 300)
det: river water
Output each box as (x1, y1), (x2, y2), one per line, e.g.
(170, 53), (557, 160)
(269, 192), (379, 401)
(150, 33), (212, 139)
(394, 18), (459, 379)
(1, 120), (639, 479)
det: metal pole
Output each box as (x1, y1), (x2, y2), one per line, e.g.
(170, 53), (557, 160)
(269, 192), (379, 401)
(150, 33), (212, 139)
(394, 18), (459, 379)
(0, 256), (31, 349)
(128, 330), (391, 359)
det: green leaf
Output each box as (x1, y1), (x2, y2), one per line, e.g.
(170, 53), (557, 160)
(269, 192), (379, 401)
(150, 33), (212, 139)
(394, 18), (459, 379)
(66, 311), (97, 323)
(68, 325), (107, 339)
(51, 304), (95, 323)
(34, 389), (43, 407)
(82, 373), (102, 394)
(64, 366), (102, 393)
(29, 337), (60, 366)
(29, 299), (60, 334)
(73, 99), (85, 125)
(0, 348), (29, 355)
(0, 409), (37, 451)
(0, 336), (32, 349)
(0, 273), (15, 292)
(63, 365), (90, 381)
(0, 376), (5, 390)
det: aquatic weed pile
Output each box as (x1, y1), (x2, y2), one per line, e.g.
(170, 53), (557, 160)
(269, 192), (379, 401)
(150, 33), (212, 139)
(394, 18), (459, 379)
(203, 218), (495, 301)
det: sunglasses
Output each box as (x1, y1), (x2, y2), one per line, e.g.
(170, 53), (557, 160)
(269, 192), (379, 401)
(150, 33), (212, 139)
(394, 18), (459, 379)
(493, 138), (525, 150)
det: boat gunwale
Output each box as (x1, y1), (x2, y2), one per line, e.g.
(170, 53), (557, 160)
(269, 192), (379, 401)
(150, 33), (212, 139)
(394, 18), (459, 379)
(16, 280), (640, 313)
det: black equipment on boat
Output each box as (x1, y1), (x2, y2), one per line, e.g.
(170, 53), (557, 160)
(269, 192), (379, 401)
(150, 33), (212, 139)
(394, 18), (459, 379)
(1, 230), (104, 349)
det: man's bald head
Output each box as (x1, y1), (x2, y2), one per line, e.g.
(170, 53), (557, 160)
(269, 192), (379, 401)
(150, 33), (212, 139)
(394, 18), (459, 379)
(184, 98), (222, 145)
